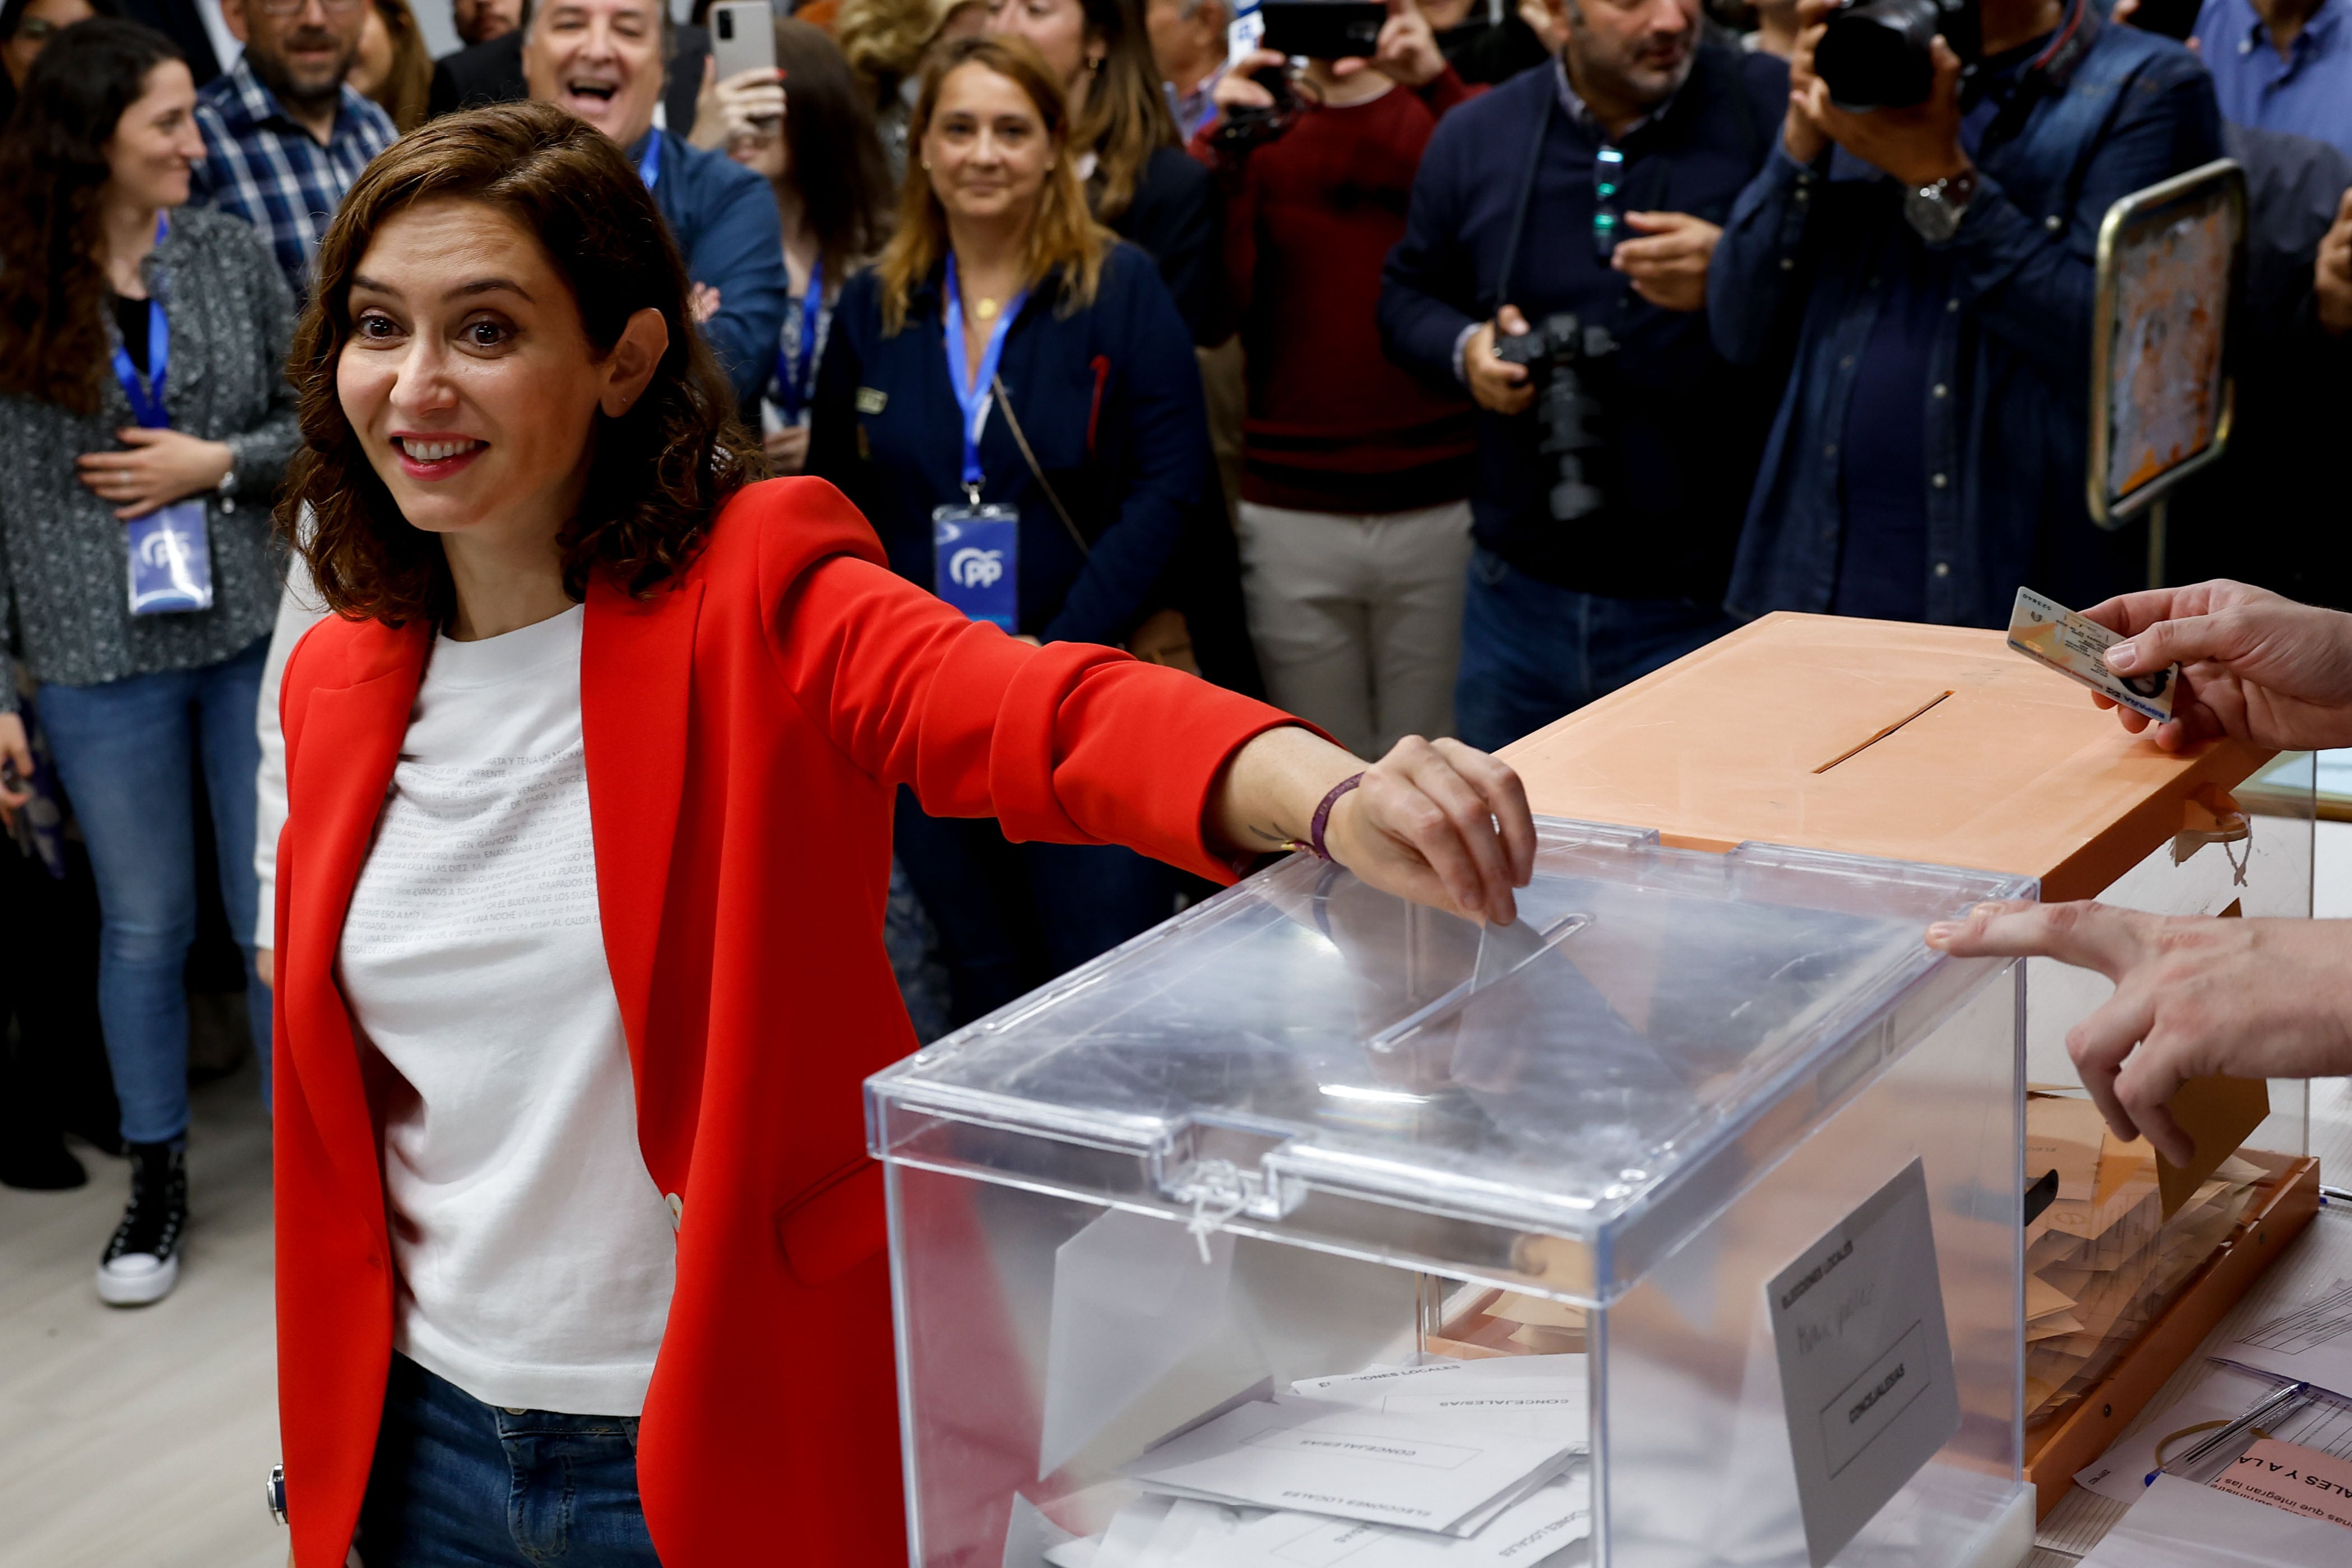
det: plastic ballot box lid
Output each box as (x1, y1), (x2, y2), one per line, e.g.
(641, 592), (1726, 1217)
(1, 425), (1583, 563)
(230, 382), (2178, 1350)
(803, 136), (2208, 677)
(867, 819), (2029, 1305)
(1498, 613), (2274, 901)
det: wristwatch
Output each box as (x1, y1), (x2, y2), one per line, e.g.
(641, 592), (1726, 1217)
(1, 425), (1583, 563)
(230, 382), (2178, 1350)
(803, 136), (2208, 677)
(1904, 166), (1980, 243)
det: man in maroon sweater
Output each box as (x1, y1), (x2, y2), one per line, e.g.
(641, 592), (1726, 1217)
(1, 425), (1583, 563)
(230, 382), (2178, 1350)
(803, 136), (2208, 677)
(1195, 1), (1481, 760)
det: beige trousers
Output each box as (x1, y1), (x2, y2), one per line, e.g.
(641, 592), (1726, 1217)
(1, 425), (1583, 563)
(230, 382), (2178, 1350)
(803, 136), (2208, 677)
(1234, 498), (1475, 760)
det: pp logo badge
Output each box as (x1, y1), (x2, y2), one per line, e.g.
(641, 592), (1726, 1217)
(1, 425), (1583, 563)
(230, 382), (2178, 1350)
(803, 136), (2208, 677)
(932, 502), (1019, 632)
(949, 547), (1004, 590)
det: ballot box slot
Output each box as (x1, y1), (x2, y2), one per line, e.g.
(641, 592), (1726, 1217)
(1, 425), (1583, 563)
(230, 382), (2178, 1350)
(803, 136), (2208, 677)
(1813, 689), (1958, 774)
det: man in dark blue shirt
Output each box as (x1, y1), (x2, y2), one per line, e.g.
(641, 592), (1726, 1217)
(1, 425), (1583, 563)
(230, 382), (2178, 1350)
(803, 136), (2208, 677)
(521, 0), (786, 407)
(1711, 0), (2221, 628)
(1382, 0), (1788, 751)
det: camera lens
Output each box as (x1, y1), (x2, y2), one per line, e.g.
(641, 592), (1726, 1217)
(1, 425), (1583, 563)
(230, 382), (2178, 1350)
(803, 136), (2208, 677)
(717, 11), (733, 37)
(1815, 0), (1940, 112)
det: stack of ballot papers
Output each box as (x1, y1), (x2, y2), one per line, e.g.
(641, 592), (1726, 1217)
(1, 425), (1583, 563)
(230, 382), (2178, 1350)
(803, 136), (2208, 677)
(2023, 1093), (2270, 1423)
(1045, 1355), (1591, 1567)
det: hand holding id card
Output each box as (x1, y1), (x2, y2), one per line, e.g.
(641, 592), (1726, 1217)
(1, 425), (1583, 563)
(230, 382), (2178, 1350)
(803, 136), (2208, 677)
(2007, 587), (2177, 723)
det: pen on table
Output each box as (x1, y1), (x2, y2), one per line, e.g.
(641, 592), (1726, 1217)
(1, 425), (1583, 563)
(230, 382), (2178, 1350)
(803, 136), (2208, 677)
(2145, 1380), (2311, 1486)
(2321, 1184), (2352, 1205)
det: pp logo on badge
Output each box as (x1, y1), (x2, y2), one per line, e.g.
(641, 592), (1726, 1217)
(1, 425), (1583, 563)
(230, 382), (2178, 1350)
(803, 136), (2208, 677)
(932, 502), (1019, 632)
(949, 546), (1004, 590)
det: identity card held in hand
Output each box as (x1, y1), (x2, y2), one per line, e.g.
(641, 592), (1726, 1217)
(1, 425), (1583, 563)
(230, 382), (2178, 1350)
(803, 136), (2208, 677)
(2007, 586), (2175, 724)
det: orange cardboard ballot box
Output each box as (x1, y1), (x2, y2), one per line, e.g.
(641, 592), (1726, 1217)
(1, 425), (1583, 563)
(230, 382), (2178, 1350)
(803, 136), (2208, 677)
(1497, 612), (2319, 1515)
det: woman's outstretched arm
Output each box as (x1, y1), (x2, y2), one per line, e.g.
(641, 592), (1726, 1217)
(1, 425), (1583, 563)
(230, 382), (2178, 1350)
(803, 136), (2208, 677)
(1206, 726), (1535, 927)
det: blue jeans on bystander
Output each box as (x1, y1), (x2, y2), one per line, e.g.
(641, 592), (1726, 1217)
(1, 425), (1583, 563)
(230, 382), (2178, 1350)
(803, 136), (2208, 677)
(1452, 549), (1738, 753)
(358, 1353), (662, 1567)
(36, 637), (271, 1146)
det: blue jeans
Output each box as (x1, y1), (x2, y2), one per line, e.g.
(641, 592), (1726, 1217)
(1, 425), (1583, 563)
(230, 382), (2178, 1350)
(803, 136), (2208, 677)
(1453, 549), (1738, 753)
(359, 1354), (661, 1567)
(36, 638), (271, 1145)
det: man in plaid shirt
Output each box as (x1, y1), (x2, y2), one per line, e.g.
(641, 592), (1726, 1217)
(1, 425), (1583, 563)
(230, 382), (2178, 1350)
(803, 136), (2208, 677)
(192, 0), (397, 298)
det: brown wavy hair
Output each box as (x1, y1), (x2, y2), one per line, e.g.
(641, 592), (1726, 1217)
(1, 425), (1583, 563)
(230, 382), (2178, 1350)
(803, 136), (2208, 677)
(1068, 0), (1178, 222)
(0, 18), (180, 415)
(283, 101), (762, 627)
(359, 0), (436, 135)
(874, 35), (1108, 336)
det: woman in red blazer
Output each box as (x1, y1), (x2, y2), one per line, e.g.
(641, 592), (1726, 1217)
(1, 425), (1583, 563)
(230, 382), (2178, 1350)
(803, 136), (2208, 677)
(269, 103), (1536, 1568)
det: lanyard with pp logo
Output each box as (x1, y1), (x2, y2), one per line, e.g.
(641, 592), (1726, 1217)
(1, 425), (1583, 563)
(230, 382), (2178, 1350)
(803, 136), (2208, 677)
(930, 254), (1027, 632)
(112, 217), (214, 616)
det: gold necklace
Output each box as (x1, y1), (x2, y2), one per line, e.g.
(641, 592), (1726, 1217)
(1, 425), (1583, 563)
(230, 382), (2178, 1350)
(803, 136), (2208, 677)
(972, 296), (1000, 322)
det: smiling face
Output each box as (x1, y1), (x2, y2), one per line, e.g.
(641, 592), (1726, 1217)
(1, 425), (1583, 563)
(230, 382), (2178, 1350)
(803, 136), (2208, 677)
(102, 58), (205, 211)
(523, 0), (666, 149)
(921, 59), (1054, 233)
(337, 198), (665, 554)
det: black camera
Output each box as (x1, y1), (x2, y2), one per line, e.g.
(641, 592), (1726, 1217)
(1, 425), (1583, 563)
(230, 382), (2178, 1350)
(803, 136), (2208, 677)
(1494, 313), (1615, 523)
(1813, 0), (1980, 112)
(1212, 64), (1319, 154)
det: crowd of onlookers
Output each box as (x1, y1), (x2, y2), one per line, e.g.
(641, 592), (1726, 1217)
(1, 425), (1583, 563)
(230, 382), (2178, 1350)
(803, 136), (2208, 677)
(0, 0), (2348, 1309)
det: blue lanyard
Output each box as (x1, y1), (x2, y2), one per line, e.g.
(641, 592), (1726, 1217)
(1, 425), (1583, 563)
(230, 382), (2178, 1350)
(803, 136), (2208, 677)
(774, 256), (824, 423)
(109, 216), (172, 429)
(635, 127), (663, 191)
(941, 253), (1025, 500)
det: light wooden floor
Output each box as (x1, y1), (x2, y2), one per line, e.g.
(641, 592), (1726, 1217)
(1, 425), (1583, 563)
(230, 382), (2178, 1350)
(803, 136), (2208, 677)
(5, 823), (2352, 1565)
(0, 1058), (281, 1568)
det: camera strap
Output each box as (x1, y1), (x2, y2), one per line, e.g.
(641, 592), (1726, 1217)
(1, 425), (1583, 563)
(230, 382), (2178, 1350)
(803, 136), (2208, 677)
(1976, 0), (2092, 155)
(1492, 92), (1558, 312)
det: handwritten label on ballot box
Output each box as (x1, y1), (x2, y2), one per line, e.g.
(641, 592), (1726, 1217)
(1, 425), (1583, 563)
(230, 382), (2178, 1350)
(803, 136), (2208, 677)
(127, 502), (214, 615)
(1766, 1157), (1961, 1567)
(933, 504), (1018, 632)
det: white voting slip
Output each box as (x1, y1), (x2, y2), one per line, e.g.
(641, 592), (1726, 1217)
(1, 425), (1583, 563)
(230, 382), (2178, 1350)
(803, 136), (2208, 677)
(1053, 1470), (1591, 1568)
(1285, 1355), (1589, 1449)
(2076, 1473), (2349, 1567)
(1123, 1394), (1575, 1534)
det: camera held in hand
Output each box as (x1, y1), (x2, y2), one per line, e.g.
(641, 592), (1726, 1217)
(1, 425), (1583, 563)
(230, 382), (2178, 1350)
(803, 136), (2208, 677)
(1495, 313), (1616, 523)
(1212, 62), (1312, 154)
(1813, 0), (1980, 112)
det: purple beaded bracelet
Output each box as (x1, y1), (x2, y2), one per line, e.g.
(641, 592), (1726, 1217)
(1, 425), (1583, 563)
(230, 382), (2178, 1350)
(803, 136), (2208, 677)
(1285, 772), (1365, 862)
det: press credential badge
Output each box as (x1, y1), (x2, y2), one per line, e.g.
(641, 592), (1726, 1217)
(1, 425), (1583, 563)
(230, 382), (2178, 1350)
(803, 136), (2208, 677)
(1766, 1158), (1961, 1568)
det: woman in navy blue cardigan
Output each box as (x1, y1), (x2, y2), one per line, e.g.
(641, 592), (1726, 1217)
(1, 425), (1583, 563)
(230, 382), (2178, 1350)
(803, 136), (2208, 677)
(808, 34), (1213, 1026)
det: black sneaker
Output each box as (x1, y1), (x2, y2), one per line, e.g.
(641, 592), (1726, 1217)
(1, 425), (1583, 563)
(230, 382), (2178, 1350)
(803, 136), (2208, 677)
(96, 1140), (186, 1306)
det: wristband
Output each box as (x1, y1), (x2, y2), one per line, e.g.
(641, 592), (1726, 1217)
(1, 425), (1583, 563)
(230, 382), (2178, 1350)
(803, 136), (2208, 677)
(1284, 772), (1364, 862)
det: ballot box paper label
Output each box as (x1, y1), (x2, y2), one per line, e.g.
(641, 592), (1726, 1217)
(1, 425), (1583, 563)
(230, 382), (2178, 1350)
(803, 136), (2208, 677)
(1766, 1158), (1960, 1568)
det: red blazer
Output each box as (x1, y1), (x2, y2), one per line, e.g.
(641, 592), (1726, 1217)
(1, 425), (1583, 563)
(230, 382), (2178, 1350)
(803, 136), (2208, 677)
(273, 479), (1291, 1566)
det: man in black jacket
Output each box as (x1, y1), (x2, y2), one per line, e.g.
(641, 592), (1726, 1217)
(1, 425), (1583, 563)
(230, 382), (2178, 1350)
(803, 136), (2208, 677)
(1380, 0), (1786, 750)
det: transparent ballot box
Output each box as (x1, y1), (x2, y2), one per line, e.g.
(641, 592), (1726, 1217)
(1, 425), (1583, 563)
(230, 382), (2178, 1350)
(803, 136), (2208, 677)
(2016, 750), (2314, 1442)
(1488, 615), (2322, 1485)
(867, 820), (2038, 1568)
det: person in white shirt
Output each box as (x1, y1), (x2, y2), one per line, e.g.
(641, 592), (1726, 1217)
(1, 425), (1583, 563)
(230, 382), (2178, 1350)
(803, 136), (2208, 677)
(264, 98), (1541, 1567)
